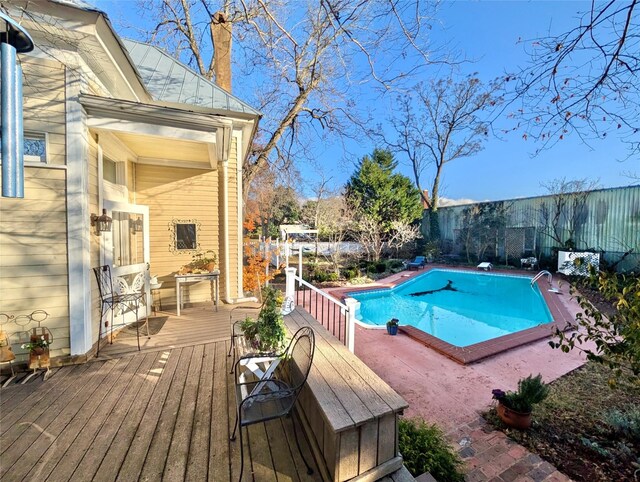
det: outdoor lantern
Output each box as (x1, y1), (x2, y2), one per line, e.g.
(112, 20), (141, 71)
(130, 215), (143, 234)
(91, 209), (112, 234)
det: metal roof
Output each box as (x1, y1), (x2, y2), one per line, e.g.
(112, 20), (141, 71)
(122, 39), (260, 116)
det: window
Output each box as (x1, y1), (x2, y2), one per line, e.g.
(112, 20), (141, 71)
(112, 211), (145, 268)
(176, 223), (197, 250)
(103, 156), (118, 184)
(169, 219), (201, 253)
(0, 132), (47, 163)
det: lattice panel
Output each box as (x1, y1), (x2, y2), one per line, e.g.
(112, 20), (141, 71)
(504, 227), (526, 262)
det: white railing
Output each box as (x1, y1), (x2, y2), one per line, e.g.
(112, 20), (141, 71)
(285, 267), (358, 352)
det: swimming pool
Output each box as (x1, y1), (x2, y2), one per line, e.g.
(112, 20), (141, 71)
(349, 269), (553, 347)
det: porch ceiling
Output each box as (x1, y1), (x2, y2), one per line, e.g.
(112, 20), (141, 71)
(114, 131), (211, 167)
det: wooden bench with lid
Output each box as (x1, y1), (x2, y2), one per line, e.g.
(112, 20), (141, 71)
(285, 307), (409, 482)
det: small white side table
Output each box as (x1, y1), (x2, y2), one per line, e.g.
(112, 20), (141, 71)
(175, 271), (220, 316)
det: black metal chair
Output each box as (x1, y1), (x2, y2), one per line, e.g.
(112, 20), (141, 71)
(230, 326), (315, 482)
(93, 265), (148, 356)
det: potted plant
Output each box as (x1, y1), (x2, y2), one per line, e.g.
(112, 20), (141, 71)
(21, 335), (51, 356)
(492, 374), (549, 430)
(386, 318), (399, 336)
(178, 250), (218, 274)
(240, 287), (287, 353)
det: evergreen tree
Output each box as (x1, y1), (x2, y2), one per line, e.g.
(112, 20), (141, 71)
(345, 149), (422, 233)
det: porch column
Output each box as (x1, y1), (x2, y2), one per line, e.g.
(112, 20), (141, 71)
(66, 68), (93, 355)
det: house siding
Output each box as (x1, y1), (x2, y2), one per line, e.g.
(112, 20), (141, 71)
(0, 57), (70, 360)
(227, 137), (240, 299)
(88, 135), (103, 347)
(135, 164), (221, 307)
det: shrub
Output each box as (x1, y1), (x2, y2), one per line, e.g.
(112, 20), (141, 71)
(388, 259), (405, 269)
(552, 269), (640, 384)
(375, 262), (387, 273)
(399, 418), (465, 482)
(342, 267), (358, 280)
(493, 374), (549, 413)
(604, 408), (640, 442)
(240, 286), (286, 352)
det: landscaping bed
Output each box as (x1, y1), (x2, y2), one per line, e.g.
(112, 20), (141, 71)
(486, 362), (640, 482)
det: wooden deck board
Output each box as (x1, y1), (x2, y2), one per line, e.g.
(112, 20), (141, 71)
(138, 346), (194, 481)
(164, 344), (204, 481)
(98, 304), (241, 357)
(49, 352), (160, 482)
(0, 364), (91, 432)
(185, 342), (214, 482)
(210, 341), (231, 482)
(0, 340), (321, 482)
(22, 353), (152, 481)
(0, 360), (118, 472)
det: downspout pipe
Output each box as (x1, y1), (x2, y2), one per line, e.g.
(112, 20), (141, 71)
(1, 13), (34, 198)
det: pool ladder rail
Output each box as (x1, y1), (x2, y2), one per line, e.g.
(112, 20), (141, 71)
(531, 270), (559, 293)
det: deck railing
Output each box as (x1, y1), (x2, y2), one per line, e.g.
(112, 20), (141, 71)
(284, 268), (358, 352)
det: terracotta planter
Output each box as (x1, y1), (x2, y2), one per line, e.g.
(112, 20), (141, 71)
(205, 262), (216, 272)
(497, 402), (532, 430)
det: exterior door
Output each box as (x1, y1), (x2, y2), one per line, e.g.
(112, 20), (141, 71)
(102, 200), (151, 323)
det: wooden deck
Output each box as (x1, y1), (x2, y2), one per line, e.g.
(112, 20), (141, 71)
(98, 303), (259, 358)
(0, 339), (321, 482)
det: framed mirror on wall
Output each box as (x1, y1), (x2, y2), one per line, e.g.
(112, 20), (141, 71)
(169, 219), (201, 253)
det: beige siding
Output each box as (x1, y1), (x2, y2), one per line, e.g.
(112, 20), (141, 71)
(135, 165), (220, 307)
(0, 57), (70, 361)
(227, 138), (240, 299)
(21, 57), (66, 167)
(0, 168), (70, 360)
(88, 136), (103, 346)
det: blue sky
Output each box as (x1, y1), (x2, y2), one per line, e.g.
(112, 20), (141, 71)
(96, 0), (637, 202)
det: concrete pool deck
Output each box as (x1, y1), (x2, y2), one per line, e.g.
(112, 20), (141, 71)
(330, 266), (592, 481)
(333, 265), (592, 429)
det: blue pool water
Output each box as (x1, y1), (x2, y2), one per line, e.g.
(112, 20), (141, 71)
(350, 270), (552, 347)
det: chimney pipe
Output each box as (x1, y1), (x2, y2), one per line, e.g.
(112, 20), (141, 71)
(211, 12), (232, 92)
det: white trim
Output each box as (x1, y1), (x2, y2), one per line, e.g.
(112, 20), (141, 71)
(24, 131), (49, 163)
(94, 26), (141, 102)
(87, 117), (217, 143)
(221, 160), (231, 303)
(65, 69), (93, 356)
(234, 129), (244, 297)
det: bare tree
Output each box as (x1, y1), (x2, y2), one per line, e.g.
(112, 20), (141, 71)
(509, 1), (640, 158)
(386, 221), (421, 258)
(134, 0), (446, 196)
(538, 177), (600, 249)
(318, 195), (353, 274)
(386, 75), (502, 240)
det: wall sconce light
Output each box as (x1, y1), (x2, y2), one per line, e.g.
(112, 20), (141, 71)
(130, 215), (143, 234)
(91, 208), (112, 234)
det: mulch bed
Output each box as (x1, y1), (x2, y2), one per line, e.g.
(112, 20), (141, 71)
(485, 362), (640, 481)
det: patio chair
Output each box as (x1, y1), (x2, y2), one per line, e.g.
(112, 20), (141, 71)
(230, 326), (316, 482)
(406, 256), (427, 270)
(93, 265), (149, 356)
